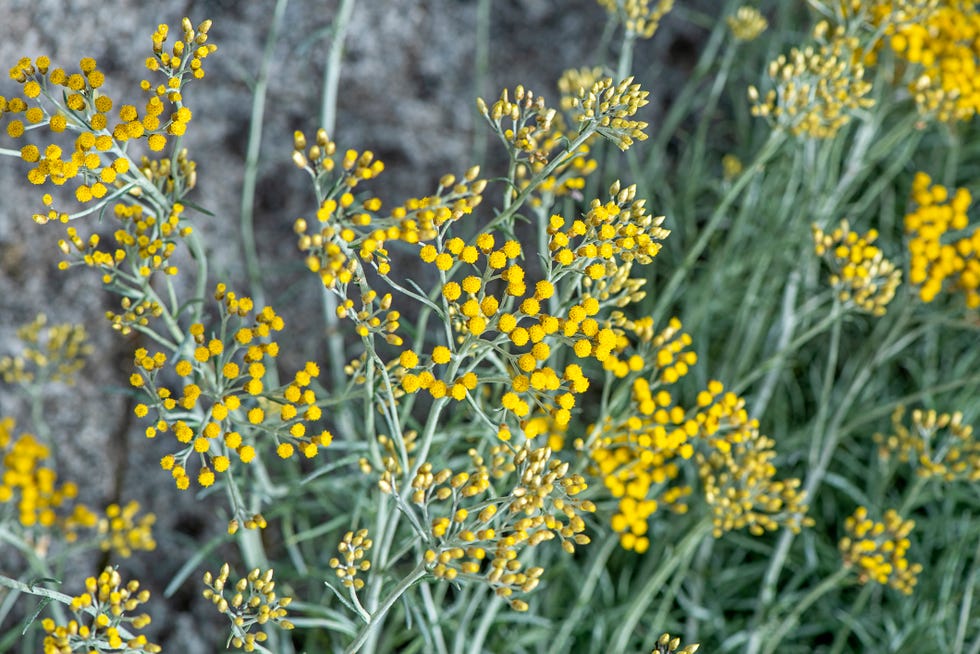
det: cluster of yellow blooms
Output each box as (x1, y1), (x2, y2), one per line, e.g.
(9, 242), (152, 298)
(293, 130), (486, 295)
(0, 416), (158, 557)
(727, 6), (769, 42)
(596, 0), (675, 39)
(490, 71), (606, 206)
(0, 417), (96, 536)
(594, 369), (812, 548)
(394, 181), (668, 435)
(202, 564), (294, 651)
(812, 219), (902, 315)
(875, 405), (979, 482)
(59, 202), (189, 279)
(696, 412), (812, 539)
(42, 567), (159, 654)
(381, 443), (593, 611)
(749, 22), (874, 138)
(0, 18), (214, 224)
(652, 632), (700, 654)
(0, 319), (157, 558)
(871, 0), (980, 122)
(329, 529), (374, 591)
(130, 284), (332, 496)
(97, 500), (157, 558)
(568, 76), (651, 150)
(904, 172), (980, 307)
(0, 314), (91, 385)
(839, 506), (922, 594)
(588, 323), (698, 552)
(479, 85), (558, 159)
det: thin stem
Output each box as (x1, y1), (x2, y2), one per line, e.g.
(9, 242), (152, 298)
(953, 538), (980, 654)
(651, 130), (785, 324)
(761, 567), (851, 654)
(471, 0), (492, 166)
(608, 519), (712, 653)
(418, 581), (449, 654)
(317, 0), (359, 445)
(345, 563), (427, 654)
(753, 269), (801, 415)
(239, 0), (289, 311)
(748, 302), (915, 654)
(469, 594), (505, 653)
(321, 0), (358, 136)
(0, 573), (144, 641)
(828, 583), (873, 654)
(546, 533), (620, 654)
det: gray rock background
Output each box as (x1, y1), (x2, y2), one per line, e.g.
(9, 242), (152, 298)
(0, 0), (706, 649)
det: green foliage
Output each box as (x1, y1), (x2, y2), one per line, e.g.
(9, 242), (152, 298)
(1, 2), (978, 653)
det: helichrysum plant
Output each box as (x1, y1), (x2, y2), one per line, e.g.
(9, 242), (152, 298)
(1, 2), (978, 653)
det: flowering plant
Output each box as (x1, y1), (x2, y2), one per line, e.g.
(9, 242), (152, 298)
(0, 2), (977, 652)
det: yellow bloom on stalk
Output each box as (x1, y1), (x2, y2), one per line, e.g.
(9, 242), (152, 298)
(97, 500), (157, 557)
(904, 172), (980, 307)
(43, 567), (160, 653)
(0, 314), (91, 385)
(597, 0), (675, 39)
(128, 285), (331, 499)
(202, 564), (295, 646)
(812, 219), (901, 315)
(0, 417), (98, 538)
(749, 22), (874, 138)
(874, 405), (980, 482)
(876, 0), (980, 122)
(839, 506), (922, 594)
(727, 6), (768, 41)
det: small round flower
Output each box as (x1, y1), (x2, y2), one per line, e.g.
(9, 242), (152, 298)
(432, 346), (451, 365)
(147, 133), (167, 151)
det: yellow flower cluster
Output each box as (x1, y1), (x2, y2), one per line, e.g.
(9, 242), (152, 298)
(698, 420), (811, 538)
(594, 371), (811, 547)
(0, 314), (91, 385)
(329, 529), (373, 590)
(131, 285), (332, 495)
(652, 632), (700, 654)
(591, 374), (696, 553)
(105, 297), (165, 336)
(596, 0), (675, 39)
(478, 85), (557, 160)
(749, 23), (874, 138)
(839, 506), (922, 594)
(904, 172), (980, 307)
(0, 417), (97, 536)
(875, 405), (979, 482)
(558, 66), (605, 112)
(293, 129), (486, 290)
(386, 443), (593, 611)
(58, 202), (191, 282)
(727, 6), (768, 42)
(567, 76), (651, 150)
(812, 219), (902, 315)
(876, 0), (980, 122)
(97, 500), (157, 557)
(42, 567), (159, 654)
(395, 181), (668, 434)
(202, 564), (294, 650)
(1, 18), (214, 221)
(335, 289), (404, 345)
